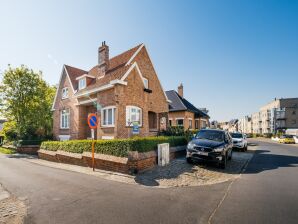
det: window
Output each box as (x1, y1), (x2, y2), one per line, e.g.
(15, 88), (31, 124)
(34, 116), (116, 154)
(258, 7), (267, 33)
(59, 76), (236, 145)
(293, 110), (296, 115)
(195, 120), (199, 129)
(292, 119), (297, 125)
(101, 106), (116, 127)
(176, 119), (184, 126)
(62, 87), (68, 99)
(78, 78), (86, 90)
(60, 109), (70, 129)
(169, 119), (172, 127)
(189, 119), (193, 129)
(143, 78), (149, 89)
(126, 106), (142, 126)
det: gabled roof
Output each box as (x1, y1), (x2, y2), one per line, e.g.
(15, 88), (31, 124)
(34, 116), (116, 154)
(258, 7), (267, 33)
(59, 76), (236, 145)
(165, 90), (210, 118)
(66, 44), (142, 95)
(64, 65), (88, 90)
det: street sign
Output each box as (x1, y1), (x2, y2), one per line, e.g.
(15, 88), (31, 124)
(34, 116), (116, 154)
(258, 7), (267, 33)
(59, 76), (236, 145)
(132, 122), (140, 135)
(88, 113), (98, 129)
(87, 113), (98, 172)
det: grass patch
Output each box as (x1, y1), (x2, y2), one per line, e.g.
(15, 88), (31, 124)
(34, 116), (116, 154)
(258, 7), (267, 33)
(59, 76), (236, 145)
(0, 147), (16, 154)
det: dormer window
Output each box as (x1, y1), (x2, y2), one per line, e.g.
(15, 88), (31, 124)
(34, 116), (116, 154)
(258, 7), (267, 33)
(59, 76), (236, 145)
(78, 78), (86, 90)
(62, 87), (68, 99)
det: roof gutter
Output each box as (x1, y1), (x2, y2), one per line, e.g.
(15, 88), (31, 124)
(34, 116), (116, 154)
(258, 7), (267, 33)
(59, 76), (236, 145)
(74, 79), (127, 98)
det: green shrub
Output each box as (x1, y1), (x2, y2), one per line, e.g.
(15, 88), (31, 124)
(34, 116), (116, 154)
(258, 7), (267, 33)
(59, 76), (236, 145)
(40, 136), (187, 157)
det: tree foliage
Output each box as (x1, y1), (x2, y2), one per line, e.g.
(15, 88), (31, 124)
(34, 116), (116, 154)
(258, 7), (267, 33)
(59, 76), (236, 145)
(0, 65), (56, 140)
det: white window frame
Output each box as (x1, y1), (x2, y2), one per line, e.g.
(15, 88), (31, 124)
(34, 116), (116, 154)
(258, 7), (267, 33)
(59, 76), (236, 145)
(126, 106), (142, 126)
(101, 106), (116, 127)
(62, 87), (69, 99)
(60, 109), (70, 129)
(189, 118), (193, 129)
(143, 78), (149, 89)
(175, 118), (184, 126)
(78, 78), (87, 90)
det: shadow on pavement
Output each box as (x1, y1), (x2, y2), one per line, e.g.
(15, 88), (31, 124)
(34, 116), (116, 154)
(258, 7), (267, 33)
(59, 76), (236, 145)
(6, 154), (37, 159)
(244, 150), (298, 174)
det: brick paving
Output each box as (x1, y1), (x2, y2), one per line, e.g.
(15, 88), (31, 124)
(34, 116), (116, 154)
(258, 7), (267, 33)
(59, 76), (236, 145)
(0, 185), (26, 224)
(135, 148), (256, 187)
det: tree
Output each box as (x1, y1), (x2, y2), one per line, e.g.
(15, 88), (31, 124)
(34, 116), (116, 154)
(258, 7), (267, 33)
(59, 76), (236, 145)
(0, 65), (56, 140)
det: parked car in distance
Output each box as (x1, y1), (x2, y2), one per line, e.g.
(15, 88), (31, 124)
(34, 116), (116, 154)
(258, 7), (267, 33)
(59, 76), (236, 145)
(278, 135), (295, 144)
(294, 136), (298, 144)
(186, 129), (233, 169)
(246, 133), (252, 138)
(230, 132), (248, 151)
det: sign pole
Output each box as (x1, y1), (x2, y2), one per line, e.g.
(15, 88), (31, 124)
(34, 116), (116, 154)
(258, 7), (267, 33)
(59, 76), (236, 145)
(91, 129), (95, 171)
(88, 113), (98, 172)
(92, 139), (95, 171)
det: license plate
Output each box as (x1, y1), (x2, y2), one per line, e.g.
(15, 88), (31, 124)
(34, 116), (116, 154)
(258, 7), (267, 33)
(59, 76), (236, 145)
(197, 152), (208, 156)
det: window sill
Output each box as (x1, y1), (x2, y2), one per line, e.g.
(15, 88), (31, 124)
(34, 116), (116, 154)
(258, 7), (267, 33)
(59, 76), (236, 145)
(101, 125), (115, 128)
(149, 129), (158, 132)
(60, 127), (70, 130)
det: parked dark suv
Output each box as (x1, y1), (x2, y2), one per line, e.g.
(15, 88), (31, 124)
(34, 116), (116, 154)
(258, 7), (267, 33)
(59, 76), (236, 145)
(186, 129), (233, 169)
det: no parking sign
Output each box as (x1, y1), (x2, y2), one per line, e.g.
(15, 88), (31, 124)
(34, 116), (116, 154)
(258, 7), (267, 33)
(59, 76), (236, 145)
(88, 113), (98, 129)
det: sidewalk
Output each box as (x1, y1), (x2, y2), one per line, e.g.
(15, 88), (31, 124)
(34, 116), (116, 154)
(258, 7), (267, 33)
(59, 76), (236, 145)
(13, 145), (258, 188)
(0, 184), (26, 224)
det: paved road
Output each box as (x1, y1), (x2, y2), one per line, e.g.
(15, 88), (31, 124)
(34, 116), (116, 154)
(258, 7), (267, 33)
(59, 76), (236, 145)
(0, 140), (298, 224)
(212, 139), (298, 224)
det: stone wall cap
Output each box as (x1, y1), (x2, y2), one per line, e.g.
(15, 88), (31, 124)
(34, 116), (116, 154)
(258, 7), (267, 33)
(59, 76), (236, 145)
(82, 152), (128, 164)
(38, 149), (57, 156)
(56, 150), (83, 159)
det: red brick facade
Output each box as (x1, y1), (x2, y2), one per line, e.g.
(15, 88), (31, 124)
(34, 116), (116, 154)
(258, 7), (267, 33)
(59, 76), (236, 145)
(52, 44), (169, 140)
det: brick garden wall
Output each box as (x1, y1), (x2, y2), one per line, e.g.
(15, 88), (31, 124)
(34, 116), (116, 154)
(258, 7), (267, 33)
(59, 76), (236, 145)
(38, 146), (186, 174)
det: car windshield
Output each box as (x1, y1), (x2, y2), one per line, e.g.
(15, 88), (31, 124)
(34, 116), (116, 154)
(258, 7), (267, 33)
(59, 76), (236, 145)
(195, 130), (224, 142)
(231, 133), (243, 138)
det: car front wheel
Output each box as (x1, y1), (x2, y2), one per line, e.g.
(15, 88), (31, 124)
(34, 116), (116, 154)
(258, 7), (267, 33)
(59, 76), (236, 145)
(228, 150), (232, 160)
(186, 157), (193, 164)
(219, 154), (227, 169)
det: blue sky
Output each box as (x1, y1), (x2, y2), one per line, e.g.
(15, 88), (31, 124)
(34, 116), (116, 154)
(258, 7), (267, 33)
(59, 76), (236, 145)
(0, 0), (297, 121)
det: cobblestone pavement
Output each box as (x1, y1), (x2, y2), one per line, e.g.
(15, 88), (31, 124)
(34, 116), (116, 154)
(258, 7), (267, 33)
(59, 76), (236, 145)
(0, 185), (26, 224)
(135, 148), (257, 188)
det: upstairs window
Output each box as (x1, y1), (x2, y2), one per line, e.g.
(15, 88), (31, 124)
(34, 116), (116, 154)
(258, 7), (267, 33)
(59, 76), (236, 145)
(143, 78), (149, 89)
(126, 106), (142, 126)
(62, 87), (68, 99)
(78, 78), (86, 90)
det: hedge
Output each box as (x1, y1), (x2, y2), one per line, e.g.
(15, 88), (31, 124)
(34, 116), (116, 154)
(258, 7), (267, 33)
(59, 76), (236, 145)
(40, 136), (187, 157)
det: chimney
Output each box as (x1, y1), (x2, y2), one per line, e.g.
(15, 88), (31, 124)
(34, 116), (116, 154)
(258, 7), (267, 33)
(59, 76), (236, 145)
(98, 41), (109, 75)
(178, 83), (184, 98)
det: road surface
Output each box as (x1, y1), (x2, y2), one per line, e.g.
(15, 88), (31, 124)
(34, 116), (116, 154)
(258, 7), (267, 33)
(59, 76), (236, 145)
(0, 139), (298, 224)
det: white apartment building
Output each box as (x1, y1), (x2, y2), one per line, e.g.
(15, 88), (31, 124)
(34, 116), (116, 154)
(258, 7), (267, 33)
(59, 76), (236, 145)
(242, 98), (298, 134)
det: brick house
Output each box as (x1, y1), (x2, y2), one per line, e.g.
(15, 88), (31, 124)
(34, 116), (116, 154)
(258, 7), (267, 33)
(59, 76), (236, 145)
(52, 42), (169, 140)
(165, 84), (210, 130)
